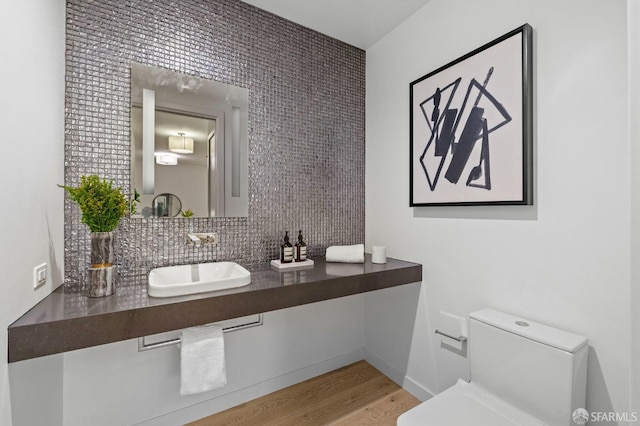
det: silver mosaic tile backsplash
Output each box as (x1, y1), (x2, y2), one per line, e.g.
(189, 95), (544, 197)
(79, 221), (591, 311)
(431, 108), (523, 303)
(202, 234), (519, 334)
(64, 0), (365, 291)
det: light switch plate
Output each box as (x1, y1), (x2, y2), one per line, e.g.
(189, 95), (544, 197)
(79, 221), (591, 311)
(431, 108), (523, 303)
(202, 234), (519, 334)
(33, 263), (47, 289)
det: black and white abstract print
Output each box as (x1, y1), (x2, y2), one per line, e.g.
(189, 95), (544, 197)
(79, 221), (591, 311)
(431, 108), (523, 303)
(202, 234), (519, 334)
(410, 26), (531, 206)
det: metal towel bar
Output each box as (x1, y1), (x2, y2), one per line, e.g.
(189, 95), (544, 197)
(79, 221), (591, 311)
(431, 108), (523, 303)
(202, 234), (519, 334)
(435, 329), (467, 343)
(138, 314), (263, 351)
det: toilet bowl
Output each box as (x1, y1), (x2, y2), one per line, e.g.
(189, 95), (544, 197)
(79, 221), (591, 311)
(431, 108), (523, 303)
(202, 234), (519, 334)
(398, 379), (544, 425)
(398, 309), (588, 426)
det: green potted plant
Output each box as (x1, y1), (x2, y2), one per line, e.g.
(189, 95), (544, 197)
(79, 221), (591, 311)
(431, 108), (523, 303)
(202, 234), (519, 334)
(180, 208), (194, 218)
(59, 175), (128, 297)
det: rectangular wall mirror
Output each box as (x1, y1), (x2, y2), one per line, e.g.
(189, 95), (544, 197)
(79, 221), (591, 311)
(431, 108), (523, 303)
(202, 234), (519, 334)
(130, 63), (249, 218)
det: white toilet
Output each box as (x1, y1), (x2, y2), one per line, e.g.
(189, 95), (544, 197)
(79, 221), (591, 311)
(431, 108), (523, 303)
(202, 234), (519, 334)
(398, 308), (588, 426)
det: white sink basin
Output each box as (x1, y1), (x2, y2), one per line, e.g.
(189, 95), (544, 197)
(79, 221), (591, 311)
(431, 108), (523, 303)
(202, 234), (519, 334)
(148, 262), (251, 298)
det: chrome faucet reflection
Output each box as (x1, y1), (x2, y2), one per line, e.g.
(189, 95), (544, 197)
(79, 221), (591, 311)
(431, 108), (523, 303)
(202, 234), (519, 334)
(186, 233), (201, 247)
(185, 232), (216, 246)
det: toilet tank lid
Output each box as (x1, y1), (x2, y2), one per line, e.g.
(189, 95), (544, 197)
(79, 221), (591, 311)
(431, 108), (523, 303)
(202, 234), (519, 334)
(469, 309), (588, 353)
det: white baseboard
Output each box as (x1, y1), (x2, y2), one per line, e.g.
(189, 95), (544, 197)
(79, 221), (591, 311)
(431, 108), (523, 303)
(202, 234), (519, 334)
(401, 375), (434, 402)
(135, 348), (364, 426)
(363, 349), (434, 402)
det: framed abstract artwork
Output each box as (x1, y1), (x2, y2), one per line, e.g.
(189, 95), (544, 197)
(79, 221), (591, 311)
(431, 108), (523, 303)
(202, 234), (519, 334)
(410, 24), (533, 206)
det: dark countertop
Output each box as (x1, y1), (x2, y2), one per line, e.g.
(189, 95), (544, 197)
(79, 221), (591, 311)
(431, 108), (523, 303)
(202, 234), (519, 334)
(8, 255), (422, 363)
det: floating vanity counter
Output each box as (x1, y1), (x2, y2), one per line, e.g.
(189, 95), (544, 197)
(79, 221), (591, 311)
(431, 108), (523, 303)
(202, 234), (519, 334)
(8, 255), (422, 363)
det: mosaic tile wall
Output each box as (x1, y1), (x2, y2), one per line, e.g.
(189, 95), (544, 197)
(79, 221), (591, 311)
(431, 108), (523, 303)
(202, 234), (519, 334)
(64, 0), (365, 291)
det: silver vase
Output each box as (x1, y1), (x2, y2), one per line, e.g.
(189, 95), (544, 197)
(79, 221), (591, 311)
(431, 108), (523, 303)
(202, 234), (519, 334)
(88, 232), (115, 297)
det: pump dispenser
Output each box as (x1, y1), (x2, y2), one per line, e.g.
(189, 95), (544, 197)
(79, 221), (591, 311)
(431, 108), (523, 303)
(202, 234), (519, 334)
(295, 230), (307, 262)
(280, 231), (293, 263)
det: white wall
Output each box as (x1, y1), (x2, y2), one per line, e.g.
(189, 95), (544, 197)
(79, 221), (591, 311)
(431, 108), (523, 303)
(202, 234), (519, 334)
(0, 0), (66, 424)
(628, 0), (640, 415)
(155, 162), (209, 217)
(365, 0), (633, 420)
(134, 157), (209, 218)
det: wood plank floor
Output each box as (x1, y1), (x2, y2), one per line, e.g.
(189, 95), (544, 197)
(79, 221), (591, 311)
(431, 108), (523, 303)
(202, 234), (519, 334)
(187, 361), (420, 426)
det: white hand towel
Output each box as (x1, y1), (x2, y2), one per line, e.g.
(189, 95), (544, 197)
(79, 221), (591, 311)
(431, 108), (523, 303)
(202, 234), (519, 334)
(325, 244), (365, 263)
(180, 324), (227, 396)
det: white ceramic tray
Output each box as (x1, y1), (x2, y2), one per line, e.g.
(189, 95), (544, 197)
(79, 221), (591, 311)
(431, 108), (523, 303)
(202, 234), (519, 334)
(270, 259), (315, 270)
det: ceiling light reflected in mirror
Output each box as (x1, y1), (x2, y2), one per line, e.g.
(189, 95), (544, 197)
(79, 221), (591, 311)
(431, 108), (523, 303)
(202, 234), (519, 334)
(169, 132), (194, 154)
(155, 154), (178, 166)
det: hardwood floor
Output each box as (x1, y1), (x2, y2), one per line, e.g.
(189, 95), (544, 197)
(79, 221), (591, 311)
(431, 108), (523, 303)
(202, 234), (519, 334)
(187, 361), (420, 426)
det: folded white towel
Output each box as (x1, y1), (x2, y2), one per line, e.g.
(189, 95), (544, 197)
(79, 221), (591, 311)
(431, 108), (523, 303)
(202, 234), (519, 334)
(180, 324), (227, 396)
(325, 244), (365, 263)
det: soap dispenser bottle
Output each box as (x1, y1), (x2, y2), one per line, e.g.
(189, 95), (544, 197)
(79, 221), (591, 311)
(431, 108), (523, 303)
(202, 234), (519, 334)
(280, 231), (293, 263)
(295, 230), (307, 262)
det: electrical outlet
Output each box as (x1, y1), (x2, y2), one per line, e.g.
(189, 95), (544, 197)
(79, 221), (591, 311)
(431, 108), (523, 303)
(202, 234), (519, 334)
(33, 263), (47, 289)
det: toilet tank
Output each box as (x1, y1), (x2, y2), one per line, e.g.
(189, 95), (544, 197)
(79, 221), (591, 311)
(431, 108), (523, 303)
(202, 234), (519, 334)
(469, 309), (588, 426)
